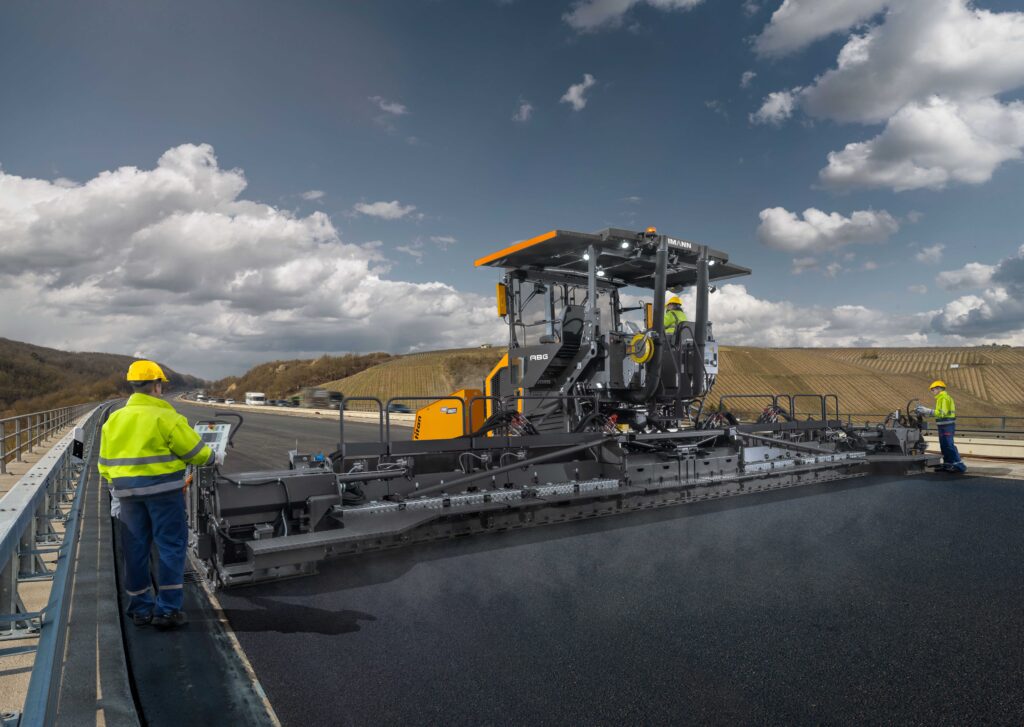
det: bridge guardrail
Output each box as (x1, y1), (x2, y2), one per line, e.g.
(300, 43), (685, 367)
(0, 405), (95, 475)
(0, 402), (108, 725)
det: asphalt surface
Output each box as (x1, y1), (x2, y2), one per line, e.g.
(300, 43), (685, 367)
(173, 399), (406, 472)
(213, 471), (1024, 726)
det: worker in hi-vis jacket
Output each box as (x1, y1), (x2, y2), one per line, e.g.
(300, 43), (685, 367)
(916, 380), (967, 473)
(98, 360), (218, 629)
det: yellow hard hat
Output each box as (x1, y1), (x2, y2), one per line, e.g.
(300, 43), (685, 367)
(127, 360), (169, 383)
(929, 380), (946, 390)
(667, 296), (682, 306)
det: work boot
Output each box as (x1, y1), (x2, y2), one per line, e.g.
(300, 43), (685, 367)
(131, 612), (152, 627)
(152, 610), (188, 630)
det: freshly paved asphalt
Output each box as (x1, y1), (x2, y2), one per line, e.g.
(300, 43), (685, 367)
(212, 468), (1024, 725)
(173, 400), (405, 473)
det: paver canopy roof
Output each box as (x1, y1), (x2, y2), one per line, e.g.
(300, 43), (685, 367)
(475, 227), (750, 289)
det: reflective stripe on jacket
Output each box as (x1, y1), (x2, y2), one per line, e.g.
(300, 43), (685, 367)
(934, 390), (956, 421)
(98, 393), (214, 497)
(664, 308), (688, 334)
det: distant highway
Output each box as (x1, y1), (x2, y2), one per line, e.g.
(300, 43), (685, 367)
(186, 402), (1024, 726)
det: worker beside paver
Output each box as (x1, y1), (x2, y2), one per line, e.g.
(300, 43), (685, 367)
(97, 361), (217, 629)
(664, 296), (687, 337)
(916, 380), (967, 474)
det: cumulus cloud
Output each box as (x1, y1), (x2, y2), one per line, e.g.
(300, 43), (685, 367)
(369, 96), (408, 116)
(301, 189), (325, 201)
(820, 97), (1024, 191)
(352, 200), (417, 219)
(757, 207), (899, 253)
(755, 0), (888, 57)
(740, 71), (757, 88)
(560, 74), (597, 111)
(512, 99), (534, 122)
(753, 0), (1024, 191)
(749, 89), (800, 125)
(563, 0), (702, 32)
(930, 245), (1024, 337)
(908, 284), (928, 294)
(687, 284), (935, 348)
(936, 261), (996, 290)
(0, 144), (502, 377)
(915, 244), (944, 264)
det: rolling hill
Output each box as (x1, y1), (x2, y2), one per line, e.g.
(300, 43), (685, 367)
(0, 337), (202, 417)
(322, 345), (1024, 419)
(213, 352), (395, 399)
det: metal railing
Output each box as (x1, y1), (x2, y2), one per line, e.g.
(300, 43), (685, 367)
(0, 405), (94, 475)
(0, 403), (106, 725)
(844, 413), (1024, 435)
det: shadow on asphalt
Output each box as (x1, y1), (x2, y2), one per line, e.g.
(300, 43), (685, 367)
(221, 596), (377, 634)
(225, 472), (914, 601)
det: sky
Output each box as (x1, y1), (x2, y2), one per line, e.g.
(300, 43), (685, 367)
(1, 0), (1023, 378)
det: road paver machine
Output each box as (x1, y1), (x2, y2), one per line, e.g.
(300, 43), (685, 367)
(187, 227), (934, 586)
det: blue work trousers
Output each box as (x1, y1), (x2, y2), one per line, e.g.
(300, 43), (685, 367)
(118, 489), (187, 616)
(937, 421), (966, 472)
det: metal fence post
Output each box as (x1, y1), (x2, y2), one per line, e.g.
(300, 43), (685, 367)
(0, 554), (19, 636)
(0, 421), (6, 475)
(14, 419), (22, 463)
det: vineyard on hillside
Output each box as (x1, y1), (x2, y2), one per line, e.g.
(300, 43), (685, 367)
(318, 345), (1024, 418)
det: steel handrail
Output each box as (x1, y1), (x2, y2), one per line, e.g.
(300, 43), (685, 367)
(0, 403), (95, 475)
(20, 403), (109, 724)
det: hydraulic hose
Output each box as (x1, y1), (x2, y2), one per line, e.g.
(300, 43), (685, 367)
(409, 436), (608, 498)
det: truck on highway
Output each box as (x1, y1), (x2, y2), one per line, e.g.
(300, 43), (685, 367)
(245, 392), (267, 406)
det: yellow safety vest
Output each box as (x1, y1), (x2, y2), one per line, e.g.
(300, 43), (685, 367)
(664, 308), (688, 335)
(98, 393), (213, 497)
(934, 390), (956, 421)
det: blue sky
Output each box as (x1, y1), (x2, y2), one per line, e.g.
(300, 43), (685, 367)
(1, 0), (1023, 377)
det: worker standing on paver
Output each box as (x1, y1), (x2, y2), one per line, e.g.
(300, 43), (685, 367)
(916, 380), (967, 473)
(97, 361), (217, 629)
(664, 296), (687, 337)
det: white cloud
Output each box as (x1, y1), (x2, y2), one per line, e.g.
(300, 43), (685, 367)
(906, 210), (923, 223)
(740, 71), (757, 88)
(820, 97), (1024, 191)
(754, 1), (1024, 192)
(301, 189), (324, 201)
(560, 74), (597, 111)
(915, 244), (944, 264)
(352, 200), (417, 219)
(862, 260), (879, 271)
(749, 89), (800, 125)
(791, 256), (818, 274)
(369, 96), (408, 116)
(936, 261), (996, 290)
(0, 144), (502, 378)
(430, 235), (457, 249)
(512, 99), (534, 122)
(685, 284), (935, 348)
(757, 207), (899, 253)
(563, 0), (702, 32)
(396, 241), (424, 263)
(824, 262), (843, 278)
(755, 0), (888, 57)
(743, 1), (761, 18)
(908, 284), (928, 294)
(931, 245), (1024, 337)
